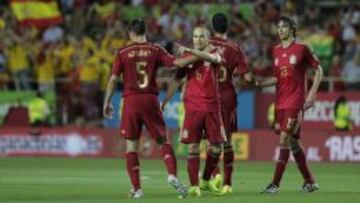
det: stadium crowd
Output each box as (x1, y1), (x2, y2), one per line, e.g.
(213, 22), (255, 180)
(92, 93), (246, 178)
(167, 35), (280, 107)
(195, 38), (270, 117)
(0, 0), (359, 125)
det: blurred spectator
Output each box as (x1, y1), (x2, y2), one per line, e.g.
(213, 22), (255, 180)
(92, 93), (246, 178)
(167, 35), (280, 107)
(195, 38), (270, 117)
(35, 43), (56, 93)
(329, 54), (345, 91)
(305, 24), (334, 75)
(342, 53), (360, 90)
(334, 96), (352, 131)
(6, 35), (32, 90)
(78, 48), (101, 121)
(0, 48), (8, 90)
(28, 91), (50, 127)
(42, 25), (64, 43)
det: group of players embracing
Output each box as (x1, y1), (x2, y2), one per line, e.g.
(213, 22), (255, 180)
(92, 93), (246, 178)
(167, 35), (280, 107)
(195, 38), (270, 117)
(103, 12), (323, 199)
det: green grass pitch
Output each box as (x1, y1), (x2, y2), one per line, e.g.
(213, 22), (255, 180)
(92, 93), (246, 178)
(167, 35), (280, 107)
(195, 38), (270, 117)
(0, 157), (359, 203)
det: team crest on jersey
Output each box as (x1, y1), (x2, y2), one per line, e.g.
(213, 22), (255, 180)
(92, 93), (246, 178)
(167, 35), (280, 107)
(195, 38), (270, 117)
(274, 58), (279, 66)
(289, 54), (297, 64)
(204, 62), (211, 67)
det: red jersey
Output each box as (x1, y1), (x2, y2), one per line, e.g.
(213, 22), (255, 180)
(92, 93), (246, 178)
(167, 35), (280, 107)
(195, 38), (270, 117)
(209, 36), (248, 110)
(112, 41), (175, 97)
(176, 53), (221, 112)
(272, 40), (320, 109)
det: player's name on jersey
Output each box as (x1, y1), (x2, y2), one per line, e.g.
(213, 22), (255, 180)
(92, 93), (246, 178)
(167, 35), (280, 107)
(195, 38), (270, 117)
(128, 50), (151, 58)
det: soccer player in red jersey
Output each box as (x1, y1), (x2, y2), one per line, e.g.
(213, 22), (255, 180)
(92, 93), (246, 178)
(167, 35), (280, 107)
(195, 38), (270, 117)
(162, 27), (225, 197)
(208, 13), (254, 195)
(103, 19), (198, 199)
(256, 16), (323, 193)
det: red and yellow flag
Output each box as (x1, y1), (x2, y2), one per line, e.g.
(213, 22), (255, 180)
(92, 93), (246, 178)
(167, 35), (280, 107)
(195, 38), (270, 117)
(11, 0), (63, 28)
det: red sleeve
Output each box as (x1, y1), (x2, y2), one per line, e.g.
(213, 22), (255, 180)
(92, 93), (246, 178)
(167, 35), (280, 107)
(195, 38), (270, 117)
(112, 50), (123, 76)
(236, 47), (249, 74)
(158, 46), (175, 67)
(303, 45), (320, 69)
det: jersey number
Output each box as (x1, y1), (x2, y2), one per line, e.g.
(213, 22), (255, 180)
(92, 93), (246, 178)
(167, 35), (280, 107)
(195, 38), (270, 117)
(136, 62), (148, 89)
(219, 65), (227, 82)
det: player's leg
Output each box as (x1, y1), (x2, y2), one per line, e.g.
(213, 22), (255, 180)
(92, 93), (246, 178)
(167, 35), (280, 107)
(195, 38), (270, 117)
(286, 110), (318, 192)
(262, 110), (290, 194)
(201, 112), (224, 193)
(289, 136), (318, 192)
(121, 96), (143, 198)
(222, 110), (237, 190)
(143, 96), (186, 198)
(181, 111), (204, 197)
(187, 143), (201, 197)
(125, 140), (143, 198)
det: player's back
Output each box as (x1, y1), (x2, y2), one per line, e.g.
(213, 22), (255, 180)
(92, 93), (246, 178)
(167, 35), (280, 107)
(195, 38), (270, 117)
(209, 36), (248, 109)
(112, 41), (174, 97)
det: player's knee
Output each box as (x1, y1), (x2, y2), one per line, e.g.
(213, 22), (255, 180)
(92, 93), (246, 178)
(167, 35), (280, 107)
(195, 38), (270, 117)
(188, 143), (200, 154)
(286, 119), (300, 135)
(156, 136), (167, 145)
(126, 139), (139, 152)
(223, 142), (233, 152)
(279, 132), (290, 147)
(273, 122), (281, 135)
(210, 144), (222, 155)
(289, 137), (301, 152)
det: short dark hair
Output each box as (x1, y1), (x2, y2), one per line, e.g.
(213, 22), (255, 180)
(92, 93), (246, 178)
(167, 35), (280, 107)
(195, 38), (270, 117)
(212, 13), (228, 34)
(279, 16), (296, 37)
(128, 18), (146, 35)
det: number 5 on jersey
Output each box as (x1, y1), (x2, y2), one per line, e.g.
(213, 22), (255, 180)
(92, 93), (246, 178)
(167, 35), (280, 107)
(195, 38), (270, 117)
(136, 62), (148, 89)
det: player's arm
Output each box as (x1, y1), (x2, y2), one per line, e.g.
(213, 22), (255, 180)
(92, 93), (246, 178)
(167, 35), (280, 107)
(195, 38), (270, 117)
(161, 79), (183, 111)
(255, 77), (278, 87)
(173, 56), (198, 68)
(158, 45), (198, 68)
(103, 74), (117, 118)
(304, 65), (323, 110)
(161, 68), (187, 111)
(176, 44), (221, 64)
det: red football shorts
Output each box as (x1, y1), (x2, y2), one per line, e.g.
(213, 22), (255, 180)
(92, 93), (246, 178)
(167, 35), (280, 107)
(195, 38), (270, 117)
(221, 109), (237, 141)
(275, 108), (303, 139)
(180, 111), (225, 144)
(120, 94), (166, 141)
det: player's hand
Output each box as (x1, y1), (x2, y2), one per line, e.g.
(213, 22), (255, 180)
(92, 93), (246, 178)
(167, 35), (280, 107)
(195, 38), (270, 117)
(304, 94), (316, 110)
(205, 44), (216, 53)
(160, 100), (168, 112)
(103, 103), (114, 118)
(175, 43), (190, 55)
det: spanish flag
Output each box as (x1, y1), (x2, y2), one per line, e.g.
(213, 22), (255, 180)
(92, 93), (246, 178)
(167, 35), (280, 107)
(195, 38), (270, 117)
(11, 0), (63, 28)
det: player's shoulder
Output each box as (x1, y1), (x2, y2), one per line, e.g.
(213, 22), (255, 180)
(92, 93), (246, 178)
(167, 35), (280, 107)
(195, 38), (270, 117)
(116, 42), (134, 55)
(211, 37), (241, 52)
(294, 40), (311, 49)
(273, 43), (282, 51)
(117, 41), (158, 54)
(151, 43), (168, 52)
